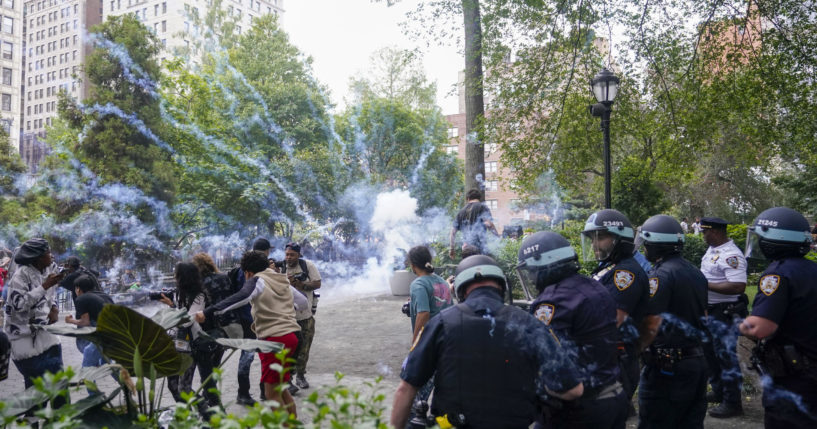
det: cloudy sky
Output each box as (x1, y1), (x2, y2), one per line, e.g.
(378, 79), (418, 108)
(283, 0), (462, 114)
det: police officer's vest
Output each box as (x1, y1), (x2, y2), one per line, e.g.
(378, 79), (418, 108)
(432, 303), (538, 429)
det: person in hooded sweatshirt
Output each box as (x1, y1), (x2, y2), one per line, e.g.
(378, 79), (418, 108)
(195, 250), (301, 418)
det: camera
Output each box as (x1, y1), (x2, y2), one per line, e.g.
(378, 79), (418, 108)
(401, 300), (411, 317)
(272, 260), (285, 269)
(149, 287), (177, 301)
(290, 272), (309, 282)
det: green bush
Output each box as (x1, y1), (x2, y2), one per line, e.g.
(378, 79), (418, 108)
(682, 234), (707, 268)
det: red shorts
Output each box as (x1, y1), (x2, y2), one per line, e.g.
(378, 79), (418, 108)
(258, 332), (299, 385)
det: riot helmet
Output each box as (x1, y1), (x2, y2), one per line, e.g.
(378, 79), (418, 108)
(581, 209), (636, 263)
(452, 255), (507, 301)
(515, 231), (579, 294)
(639, 215), (685, 263)
(745, 207), (812, 261)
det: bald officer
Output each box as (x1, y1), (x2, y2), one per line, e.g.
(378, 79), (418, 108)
(699, 217), (747, 418)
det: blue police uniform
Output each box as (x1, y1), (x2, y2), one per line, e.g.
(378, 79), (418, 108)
(592, 256), (652, 402)
(638, 254), (708, 429)
(530, 273), (627, 429)
(750, 257), (817, 428)
(402, 287), (581, 429)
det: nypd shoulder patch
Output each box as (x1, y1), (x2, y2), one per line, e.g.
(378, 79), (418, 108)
(534, 303), (555, 325)
(613, 270), (635, 291)
(649, 277), (659, 297)
(759, 275), (780, 296)
(725, 256), (740, 269)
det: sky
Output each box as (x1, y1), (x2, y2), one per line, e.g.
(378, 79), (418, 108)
(282, 0), (462, 114)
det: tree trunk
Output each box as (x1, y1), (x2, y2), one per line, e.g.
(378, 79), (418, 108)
(462, 0), (486, 199)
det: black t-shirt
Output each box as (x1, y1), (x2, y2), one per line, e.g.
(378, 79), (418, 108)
(453, 201), (493, 251)
(648, 255), (708, 348)
(75, 291), (113, 325)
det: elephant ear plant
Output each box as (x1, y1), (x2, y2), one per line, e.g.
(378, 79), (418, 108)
(0, 304), (283, 427)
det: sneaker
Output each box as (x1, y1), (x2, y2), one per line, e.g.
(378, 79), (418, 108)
(708, 402), (744, 418)
(287, 382), (300, 395)
(236, 394), (257, 407)
(296, 374), (309, 389)
(706, 391), (723, 403)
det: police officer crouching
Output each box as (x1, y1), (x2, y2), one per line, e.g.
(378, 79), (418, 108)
(698, 216), (748, 418)
(581, 210), (653, 415)
(517, 231), (627, 429)
(637, 215), (709, 429)
(391, 255), (584, 429)
(739, 207), (817, 428)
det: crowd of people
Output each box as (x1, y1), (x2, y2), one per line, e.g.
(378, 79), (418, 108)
(0, 237), (323, 419)
(0, 190), (814, 428)
(392, 193), (816, 429)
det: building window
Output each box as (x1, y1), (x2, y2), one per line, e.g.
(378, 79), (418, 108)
(486, 200), (498, 210)
(2, 16), (12, 34)
(2, 41), (11, 59)
(447, 127), (459, 138)
(485, 180), (498, 192)
(486, 161), (497, 173)
(1, 93), (11, 111)
(445, 145), (458, 155)
(484, 142), (497, 154)
(2, 67), (10, 85)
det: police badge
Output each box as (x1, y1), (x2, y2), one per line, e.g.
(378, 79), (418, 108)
(614, 270), (635, 291)
(725, 256), (740, 269)
(535, 303), (555, 325)
(649, 277), (659, 297)
(759, 275), (780, 296)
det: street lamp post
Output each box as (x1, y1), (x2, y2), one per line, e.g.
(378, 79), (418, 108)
(589, 68), (620, 209)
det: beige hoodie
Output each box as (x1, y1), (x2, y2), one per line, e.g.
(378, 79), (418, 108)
(251, 269), (300, 339)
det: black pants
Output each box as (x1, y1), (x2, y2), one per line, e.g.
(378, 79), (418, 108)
(762, 374), (817, 429)
(638, 355), (707, 429)
(537, 389), (628, 429)
(703, 305), (743, 405)
(619, 342), (640, 401)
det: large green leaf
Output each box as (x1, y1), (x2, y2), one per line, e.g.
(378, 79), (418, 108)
(215, 338), (284, 353)
(149, 307), (191, 330)
(95, 305), (192, 377)
(43, 325), (99, 338)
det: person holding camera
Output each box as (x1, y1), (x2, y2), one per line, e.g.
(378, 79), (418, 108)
(160, 262), (224, 412)
(280, 242), (321, 391)
(404, 246), (453, 412)
(3, 238), (65, 405)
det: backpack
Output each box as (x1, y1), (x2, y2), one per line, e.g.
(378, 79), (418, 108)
(227, 266), (243, 293)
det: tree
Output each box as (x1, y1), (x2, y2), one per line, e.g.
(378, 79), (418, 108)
(349, 47), (438, 111)
(377, 0), (488, 198)
(162, 14), (343, 237)
(476, 0), (814, 220)
(63, 15), (177, 204)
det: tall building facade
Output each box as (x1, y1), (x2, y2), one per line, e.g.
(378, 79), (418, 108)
(104, 0), (284, 63)
(16, 0), (283, 171)
(20, 0), (102, 170)
(1, 0), (23, 155)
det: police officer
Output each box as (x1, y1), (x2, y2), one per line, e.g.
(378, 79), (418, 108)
(581, 210), (653, 413)
(739, 207), (817, 428)
(517, 231), (627, 429)
(391, 255), (584, 429)
(698, 216), (747, 418)
(637, 215), (708, 429)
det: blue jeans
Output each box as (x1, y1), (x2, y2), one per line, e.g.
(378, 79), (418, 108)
(81, 342), (107, 395)
(13, 344), (66, 409)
